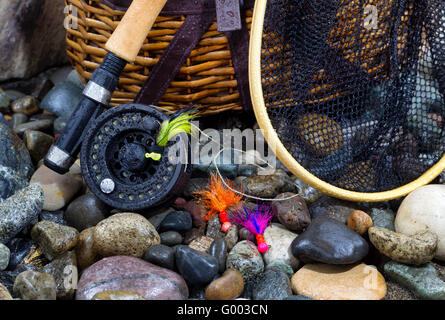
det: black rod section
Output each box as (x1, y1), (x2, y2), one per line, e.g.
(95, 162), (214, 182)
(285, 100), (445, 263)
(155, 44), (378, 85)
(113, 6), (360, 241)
(44, 52), (126, 174)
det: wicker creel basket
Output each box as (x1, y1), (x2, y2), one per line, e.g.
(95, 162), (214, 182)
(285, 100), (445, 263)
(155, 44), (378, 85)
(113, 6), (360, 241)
(65, 0), (253, 115)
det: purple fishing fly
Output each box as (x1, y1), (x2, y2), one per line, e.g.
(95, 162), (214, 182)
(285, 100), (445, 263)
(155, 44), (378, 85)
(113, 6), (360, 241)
(228, 203), (274, 253)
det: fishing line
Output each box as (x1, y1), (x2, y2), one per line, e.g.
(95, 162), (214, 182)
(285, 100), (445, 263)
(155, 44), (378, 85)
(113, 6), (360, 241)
(153, 105), (302, 202)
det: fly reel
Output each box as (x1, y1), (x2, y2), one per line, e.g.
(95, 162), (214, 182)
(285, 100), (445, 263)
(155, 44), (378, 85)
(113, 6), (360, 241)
(80, 103), (192, 213)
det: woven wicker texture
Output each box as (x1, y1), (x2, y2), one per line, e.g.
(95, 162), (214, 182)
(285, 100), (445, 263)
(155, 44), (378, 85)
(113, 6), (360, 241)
(65, 0), (252, 114)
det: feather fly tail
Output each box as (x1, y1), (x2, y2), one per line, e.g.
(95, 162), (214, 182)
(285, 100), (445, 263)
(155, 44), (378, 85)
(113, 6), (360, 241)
(194, 173), (243, 214)
(156, 107), (199, 147)
(228, 202), (274, 236)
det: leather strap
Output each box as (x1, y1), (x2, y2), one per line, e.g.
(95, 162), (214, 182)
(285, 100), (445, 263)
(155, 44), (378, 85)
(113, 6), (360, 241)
(101, 0), (254, 14)
(135, 12), (216, 105)
(224, 12), (252, 111)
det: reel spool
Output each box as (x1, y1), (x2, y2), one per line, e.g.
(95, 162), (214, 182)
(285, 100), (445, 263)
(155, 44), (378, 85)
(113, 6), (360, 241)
(80, 103), (192, 213)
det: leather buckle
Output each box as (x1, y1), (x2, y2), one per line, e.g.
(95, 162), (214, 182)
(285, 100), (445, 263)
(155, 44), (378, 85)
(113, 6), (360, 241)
(215, 0), (242, 32)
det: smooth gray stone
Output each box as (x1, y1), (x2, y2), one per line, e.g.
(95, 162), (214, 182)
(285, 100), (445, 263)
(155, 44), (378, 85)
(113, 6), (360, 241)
(13, 119), (53, 136)
(194, 147), (257, 178)
(209, 238), (228, 274)
(291, 217), (369, 264)
(370, 208), (395, 231)
(40, 81), (82, 119)
(159, 211), (192, 232)
(65, 193), (108, 231)
(175, 245), (218, 286)
(160, 231), (183, 246)
(65, 70), (84, 89)
(148, 208), (174, 230)
(143, 244), (175, 270)
(11, 113), (28, 129)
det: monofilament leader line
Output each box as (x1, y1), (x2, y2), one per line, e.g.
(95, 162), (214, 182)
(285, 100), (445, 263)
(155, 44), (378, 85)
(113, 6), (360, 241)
(153, 105), (302, 202)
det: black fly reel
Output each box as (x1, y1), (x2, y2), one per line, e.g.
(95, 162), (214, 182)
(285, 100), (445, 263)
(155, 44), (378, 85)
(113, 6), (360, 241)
(80, 103), (192, 213)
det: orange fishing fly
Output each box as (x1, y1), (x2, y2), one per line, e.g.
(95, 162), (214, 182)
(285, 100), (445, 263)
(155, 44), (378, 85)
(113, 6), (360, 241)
(194, 172), (243, 232)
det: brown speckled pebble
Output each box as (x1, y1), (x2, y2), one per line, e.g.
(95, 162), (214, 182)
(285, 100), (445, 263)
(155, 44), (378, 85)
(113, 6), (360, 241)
(93, 212), (160, 258)
(241, 174), (289, 198)
(31, 221), (79, 260)
(347, 210), (373, 235)
(272, 193), (311, 233)
(368, 226), (438, 265)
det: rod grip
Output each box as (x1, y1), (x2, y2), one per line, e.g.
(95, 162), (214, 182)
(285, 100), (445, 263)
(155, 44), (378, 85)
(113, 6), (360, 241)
(105, 0), (168, 63)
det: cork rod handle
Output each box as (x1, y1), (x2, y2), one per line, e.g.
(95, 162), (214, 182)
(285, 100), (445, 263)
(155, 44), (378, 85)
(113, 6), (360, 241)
(105, 0), (167, 63)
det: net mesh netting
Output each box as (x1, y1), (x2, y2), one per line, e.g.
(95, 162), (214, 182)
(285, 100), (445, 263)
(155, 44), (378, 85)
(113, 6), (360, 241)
(261, 0), (445, 192)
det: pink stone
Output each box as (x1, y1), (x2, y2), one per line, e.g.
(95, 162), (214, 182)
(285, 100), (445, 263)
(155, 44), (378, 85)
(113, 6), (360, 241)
(76, 256), (188, 300)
